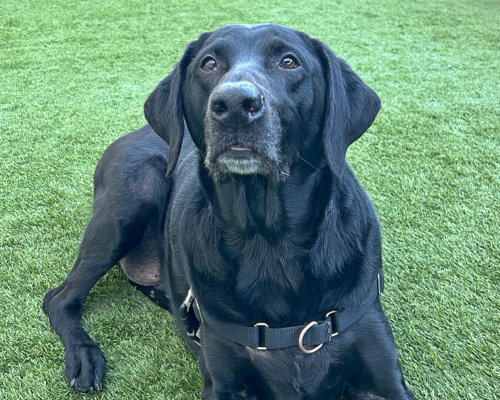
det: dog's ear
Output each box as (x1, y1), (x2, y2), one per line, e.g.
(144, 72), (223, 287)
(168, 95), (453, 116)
(144, 65), (184, 176)
(144, 34), (210, 175)
(313, 40), (381, 178)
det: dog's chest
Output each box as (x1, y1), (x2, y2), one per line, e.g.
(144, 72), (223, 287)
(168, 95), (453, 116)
(214, 236), (336, 328)
(236, 240), (303, 297)
(247, 346), (340, 399)
(171, 176), (337, 324)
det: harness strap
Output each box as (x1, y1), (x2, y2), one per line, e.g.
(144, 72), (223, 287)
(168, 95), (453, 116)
(182, 272), (384, 354)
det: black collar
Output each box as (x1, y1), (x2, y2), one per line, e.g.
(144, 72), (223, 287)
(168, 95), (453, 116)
(180, 272), (384, 354)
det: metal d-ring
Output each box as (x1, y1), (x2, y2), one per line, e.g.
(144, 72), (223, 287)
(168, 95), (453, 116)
(298, 321), (323, 354)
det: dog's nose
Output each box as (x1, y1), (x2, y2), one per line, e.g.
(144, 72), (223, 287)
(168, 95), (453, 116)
(210, 81), (265, 126)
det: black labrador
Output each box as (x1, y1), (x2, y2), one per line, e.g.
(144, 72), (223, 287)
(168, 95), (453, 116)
(43, 24), (417, 399)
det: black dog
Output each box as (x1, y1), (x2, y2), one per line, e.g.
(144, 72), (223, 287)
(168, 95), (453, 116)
(44, 24), (417, 399)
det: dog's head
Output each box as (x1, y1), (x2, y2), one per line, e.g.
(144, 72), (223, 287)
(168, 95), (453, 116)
(144, 24), (381, 181)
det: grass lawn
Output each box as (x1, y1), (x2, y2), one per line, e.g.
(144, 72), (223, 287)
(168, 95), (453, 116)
(1, 0), (499, 398)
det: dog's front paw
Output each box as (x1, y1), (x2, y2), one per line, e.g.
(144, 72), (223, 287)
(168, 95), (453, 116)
(64, 342), (105, 393)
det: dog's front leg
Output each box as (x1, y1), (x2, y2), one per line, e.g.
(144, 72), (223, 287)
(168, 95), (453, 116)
(43, 193), (158, 392)
(198, 340), (261, 400)
(43, 213), (116, 392)
(342, 302), (417, 400)
(202, 385), (259, 400)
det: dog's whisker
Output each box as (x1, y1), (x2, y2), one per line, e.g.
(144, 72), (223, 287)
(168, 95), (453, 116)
(298, 156), (329, 175)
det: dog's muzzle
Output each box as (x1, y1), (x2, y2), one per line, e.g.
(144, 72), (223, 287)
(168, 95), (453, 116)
(203, 79), (284, 181)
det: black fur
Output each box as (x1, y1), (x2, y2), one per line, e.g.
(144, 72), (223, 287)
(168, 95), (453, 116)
(44, 24), (416, 399)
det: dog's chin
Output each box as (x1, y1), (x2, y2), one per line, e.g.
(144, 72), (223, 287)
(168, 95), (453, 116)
(217, 153), (262, 175)
(205, 151), (285, 183)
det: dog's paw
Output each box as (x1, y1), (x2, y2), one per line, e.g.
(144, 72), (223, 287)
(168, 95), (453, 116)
(64, 342), (105, 393)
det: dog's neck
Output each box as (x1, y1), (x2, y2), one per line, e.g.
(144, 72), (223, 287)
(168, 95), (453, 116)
(197, 159), (335, 323)
(200, 160), (332, 244)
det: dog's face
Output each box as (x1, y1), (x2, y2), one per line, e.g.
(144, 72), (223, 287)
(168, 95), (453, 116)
(182, 25), (327, 182)
(145, 24), (381, 181)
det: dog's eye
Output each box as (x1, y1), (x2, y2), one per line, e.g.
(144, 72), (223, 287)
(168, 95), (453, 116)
(202, 58), (218, 71)
(279, 56), (299, 69)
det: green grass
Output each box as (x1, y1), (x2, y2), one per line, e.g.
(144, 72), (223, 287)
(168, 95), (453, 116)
(1, 0), (499, 398)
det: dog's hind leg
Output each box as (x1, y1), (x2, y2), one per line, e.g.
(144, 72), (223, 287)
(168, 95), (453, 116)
(43, 127), (170, 392)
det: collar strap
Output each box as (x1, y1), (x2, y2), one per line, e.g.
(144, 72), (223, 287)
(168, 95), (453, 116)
(182, 272), (384, 354)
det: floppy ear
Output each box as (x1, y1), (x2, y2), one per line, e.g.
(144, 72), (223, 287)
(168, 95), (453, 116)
(144, 35), (209, 175)
(144, 66), (184, 176)
(313, 40), (382, 178)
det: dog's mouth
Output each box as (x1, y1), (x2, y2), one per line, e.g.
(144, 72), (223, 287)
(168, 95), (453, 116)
(228, 144), (252, 151)
(203, 106), (286, 181)
(205, 140), (286, 182)
(221, 143), (258, 159)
